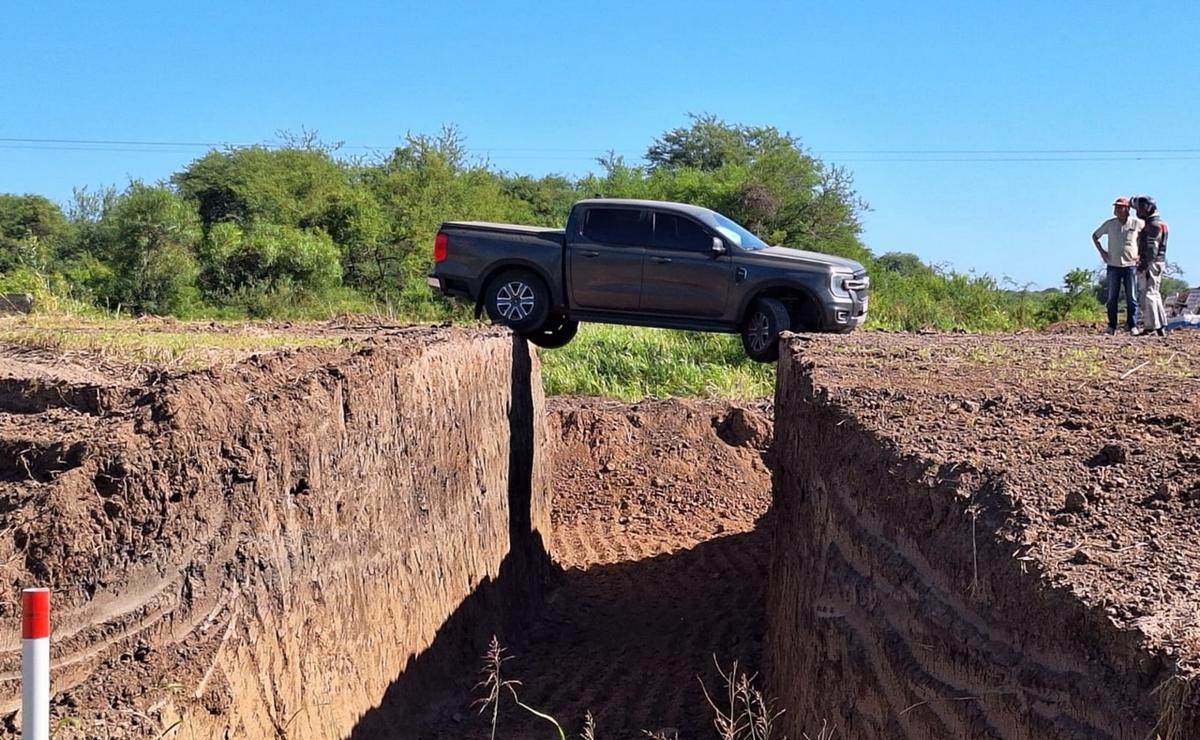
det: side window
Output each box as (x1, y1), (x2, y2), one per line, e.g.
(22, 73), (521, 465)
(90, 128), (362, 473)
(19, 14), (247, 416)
(582, 208), (652, 246)
(654, 212), (714, 252)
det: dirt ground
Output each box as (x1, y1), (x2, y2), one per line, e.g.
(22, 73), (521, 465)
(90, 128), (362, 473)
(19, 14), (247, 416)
(797, 332), (1200, 661)
(421, 397), (775, 740)
(770, 331), (1200, 737)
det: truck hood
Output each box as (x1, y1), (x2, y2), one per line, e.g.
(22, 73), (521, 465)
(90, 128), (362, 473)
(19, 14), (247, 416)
(751, 246), (865, 274)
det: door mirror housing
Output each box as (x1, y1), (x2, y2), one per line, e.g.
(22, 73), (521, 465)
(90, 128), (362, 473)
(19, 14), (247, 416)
(711, 236), (727, 255)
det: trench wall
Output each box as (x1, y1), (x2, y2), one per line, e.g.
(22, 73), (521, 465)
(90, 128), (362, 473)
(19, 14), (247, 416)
(0, 329), (551, 738)
(766, 344), (1194, 739)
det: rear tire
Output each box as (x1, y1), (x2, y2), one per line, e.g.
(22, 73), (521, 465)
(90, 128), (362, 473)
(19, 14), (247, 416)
(741, 298), (791, 362)
(483, 269), (551, 333)
(525, 317), (579, 349)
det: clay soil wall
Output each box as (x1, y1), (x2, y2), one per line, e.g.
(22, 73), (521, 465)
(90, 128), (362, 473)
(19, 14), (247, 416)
(0, 328), (551, 738)
(768, 335), (1200, 740)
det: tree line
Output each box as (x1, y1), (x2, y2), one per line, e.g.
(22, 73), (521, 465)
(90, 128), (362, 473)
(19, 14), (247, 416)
(0, 116), (1111, 329)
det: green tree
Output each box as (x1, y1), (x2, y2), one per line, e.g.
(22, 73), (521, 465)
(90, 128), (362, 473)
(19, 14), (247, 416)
(876, 252), (933, 276)
(97, 183), (201, 315)
(1037, 268), (1103, 324)
(499, 174), (579, 226)
(589, 114), (869, 262)
(363, 127), (526, 311)
(198, 222), (341, 298)
(0, 194), (71, 272)
(174, 145), (357, 232)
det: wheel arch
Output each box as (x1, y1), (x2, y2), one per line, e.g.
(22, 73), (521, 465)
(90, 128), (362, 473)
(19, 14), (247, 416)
(738, 282), (824, 331)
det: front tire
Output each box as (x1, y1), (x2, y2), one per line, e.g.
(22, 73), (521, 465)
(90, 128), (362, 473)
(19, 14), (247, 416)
(483, 269), (551, 333)
(525, 317), (579, 349)
(741, 298), (792, 362)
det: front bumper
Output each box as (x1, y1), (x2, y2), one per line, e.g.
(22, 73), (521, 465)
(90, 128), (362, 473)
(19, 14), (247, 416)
(828, 297), (868, 329)
(826, 273), (869, 329)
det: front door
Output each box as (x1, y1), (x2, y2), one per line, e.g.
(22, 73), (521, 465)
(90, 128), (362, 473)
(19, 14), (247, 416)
(639, 211), (731, 317)
(568, 206), (649, 311)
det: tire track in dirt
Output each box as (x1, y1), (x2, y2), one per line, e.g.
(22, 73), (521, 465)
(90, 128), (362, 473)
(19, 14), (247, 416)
(423, 398), (773, 740)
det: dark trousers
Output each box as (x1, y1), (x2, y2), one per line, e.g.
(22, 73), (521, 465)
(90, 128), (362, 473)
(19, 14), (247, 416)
(1106, 265), (1137, 330)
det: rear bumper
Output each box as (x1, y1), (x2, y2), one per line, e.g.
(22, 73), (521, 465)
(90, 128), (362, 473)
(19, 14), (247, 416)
(427, 272), (473, 299)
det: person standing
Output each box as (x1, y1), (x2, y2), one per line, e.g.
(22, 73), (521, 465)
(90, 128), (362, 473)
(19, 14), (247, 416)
(1132, 195), (1169, 336)
(1092, 196), (1142, 334)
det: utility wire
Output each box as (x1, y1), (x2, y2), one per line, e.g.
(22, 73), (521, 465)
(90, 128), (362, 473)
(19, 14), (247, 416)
(2, 137), (1200, 161)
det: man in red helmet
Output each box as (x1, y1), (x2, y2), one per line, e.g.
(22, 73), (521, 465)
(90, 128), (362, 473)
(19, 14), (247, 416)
(1132, 195), (1169, 336)
(1092, 196), (1142, 334)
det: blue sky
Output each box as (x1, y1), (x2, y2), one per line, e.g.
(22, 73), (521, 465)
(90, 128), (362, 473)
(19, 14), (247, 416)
(2, 0), (1196, 288)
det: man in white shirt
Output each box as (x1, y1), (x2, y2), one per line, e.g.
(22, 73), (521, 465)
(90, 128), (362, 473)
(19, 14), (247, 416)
(1092, 196), (1142, 334)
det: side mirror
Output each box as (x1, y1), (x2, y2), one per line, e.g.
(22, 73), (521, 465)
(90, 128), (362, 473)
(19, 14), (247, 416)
(711, 236), (727, 255)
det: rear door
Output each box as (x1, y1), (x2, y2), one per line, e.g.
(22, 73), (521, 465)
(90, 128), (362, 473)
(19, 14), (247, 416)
(568, 206), (649, 311)
(639, 210), (732, 317)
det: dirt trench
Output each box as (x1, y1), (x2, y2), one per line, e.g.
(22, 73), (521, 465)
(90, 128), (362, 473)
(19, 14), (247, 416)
(0, 327), (777, 740)
(5, 324), (1196, 740)
(416, 398), (775, 740)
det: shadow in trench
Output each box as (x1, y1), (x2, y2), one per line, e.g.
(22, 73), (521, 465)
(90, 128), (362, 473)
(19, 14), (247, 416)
(401, 512), (773, 740)
(348, 335), (555, 738)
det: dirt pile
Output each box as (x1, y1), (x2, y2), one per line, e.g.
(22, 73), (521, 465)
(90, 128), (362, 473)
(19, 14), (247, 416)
(0, 326), (552, 738)
(769, 333), (1200, 739)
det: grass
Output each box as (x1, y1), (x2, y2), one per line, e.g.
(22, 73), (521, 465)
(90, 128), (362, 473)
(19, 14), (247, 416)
(0, 314), (776, 399)
(539, 324), (775, 400)
(0, 315), (347, 370)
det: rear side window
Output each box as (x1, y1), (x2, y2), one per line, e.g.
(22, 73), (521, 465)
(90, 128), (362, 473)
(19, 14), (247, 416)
(653, 212), (713, 252)
(582, 208), (652, 246)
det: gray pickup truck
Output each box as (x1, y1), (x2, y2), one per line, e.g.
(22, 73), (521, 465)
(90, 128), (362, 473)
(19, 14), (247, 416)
(427, 198), (868, 361)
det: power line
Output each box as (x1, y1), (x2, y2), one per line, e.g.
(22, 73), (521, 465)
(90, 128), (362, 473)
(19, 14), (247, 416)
(2, 137), (1200, 162)
(4, 136), (1199, 154)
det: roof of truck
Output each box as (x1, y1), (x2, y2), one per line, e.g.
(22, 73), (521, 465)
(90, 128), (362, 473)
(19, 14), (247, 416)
(574, 198), (716, 218)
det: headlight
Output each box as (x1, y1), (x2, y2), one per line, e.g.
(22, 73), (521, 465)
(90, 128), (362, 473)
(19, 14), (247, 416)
(830, 272), (853, 297)
(831, 272), (868, 296)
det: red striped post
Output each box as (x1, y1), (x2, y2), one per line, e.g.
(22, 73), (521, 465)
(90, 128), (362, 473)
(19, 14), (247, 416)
(21, 588), (49, 740)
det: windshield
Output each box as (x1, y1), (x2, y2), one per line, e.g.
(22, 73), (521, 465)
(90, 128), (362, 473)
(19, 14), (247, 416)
(711, 212), (769, 250)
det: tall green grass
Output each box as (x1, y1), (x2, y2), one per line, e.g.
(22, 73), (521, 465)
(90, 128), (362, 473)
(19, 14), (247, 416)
(540, 324), (775, 400)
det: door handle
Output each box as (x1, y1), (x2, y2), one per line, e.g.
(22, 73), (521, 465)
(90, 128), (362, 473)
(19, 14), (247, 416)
(650, 256), (672, 264)
(579, 250), (600, 258)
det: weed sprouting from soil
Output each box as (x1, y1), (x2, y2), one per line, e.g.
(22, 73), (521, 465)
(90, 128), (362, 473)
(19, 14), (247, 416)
(699, 657), (783, 740)
(476, 640), (788, 740)
(1150, 675), (1197, 740)
(475, 636), (572, 740)
(474, 637), (520, 740)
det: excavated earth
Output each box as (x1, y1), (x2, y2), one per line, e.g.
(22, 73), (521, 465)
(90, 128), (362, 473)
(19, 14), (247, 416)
(0, 322), (776, 739)
(0, 323), (556, 739)
(5, 320), (1200, 740)
(770, 332), (1200, 739)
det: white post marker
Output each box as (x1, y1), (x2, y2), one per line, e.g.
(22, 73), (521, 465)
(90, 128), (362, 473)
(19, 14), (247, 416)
(22, 588), (49, 740)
